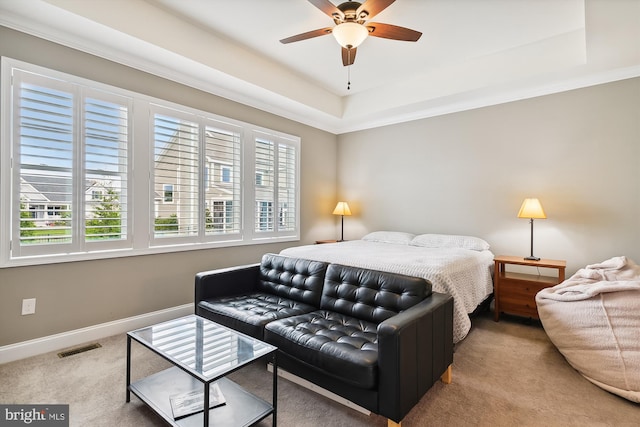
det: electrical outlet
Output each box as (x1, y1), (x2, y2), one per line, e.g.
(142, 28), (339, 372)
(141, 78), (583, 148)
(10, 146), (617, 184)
(21, 298), (36, 315)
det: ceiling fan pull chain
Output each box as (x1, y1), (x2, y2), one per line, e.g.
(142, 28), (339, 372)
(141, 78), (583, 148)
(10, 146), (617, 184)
(347, 49), (351, 90)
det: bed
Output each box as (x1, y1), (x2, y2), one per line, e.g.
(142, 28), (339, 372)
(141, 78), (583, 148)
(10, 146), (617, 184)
(280, 231), (495, 343)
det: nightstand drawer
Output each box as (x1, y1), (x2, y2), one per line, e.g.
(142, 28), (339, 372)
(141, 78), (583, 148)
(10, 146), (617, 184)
(499, 299), (539, 318)
(499, 283), (546, 318)
(498, 276), (555, 319)
(499, 278), (550, 299)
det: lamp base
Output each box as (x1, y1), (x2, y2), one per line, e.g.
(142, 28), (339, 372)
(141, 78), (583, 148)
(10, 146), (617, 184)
(524, 256), (541, 261)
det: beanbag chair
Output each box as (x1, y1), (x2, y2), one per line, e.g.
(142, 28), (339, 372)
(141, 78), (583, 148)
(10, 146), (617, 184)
(536, 256), (640, 402)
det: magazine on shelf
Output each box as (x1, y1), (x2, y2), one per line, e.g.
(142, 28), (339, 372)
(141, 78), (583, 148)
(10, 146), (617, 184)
(169, 382), (226, 420)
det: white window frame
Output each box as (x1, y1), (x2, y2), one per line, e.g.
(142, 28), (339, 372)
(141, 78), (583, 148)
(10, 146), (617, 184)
(2, 60), (133, 260)
(0, 57), (300, 268)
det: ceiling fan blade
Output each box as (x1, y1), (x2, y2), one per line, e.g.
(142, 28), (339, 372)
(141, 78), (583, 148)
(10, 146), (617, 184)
(342, 47), (357, 66)
(280, 27), (333, 44)
(356, 0), (395, 20)
(308, 0), (344, 21)
(366, 22), (422, 41)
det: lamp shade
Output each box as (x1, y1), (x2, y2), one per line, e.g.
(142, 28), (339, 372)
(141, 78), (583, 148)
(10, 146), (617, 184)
(332, 22), (368, 49)
(517, 198), (547, 219)
(332, 202), (352, 216)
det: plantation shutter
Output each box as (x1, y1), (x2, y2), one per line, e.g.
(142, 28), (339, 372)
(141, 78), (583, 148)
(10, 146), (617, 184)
(84, 95), (130, 245)
(254, 138), (275, 232)
(204, 121), (242, 238)
(14, 75), (74, 256)
(251, 132), (299, 237)
(277, 141), (297, 232)
(152, 110), (199, 241)
(11, 69), (131, 257)
(2, 60), (299, 267)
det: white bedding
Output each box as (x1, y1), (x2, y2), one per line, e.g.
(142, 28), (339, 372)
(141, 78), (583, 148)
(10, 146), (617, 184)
(280, 240), (494, 343)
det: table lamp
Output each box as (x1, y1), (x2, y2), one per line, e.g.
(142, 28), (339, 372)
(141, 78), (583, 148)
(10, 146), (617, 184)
(517, 198), (546, 261)
(332, 202), (352, 242)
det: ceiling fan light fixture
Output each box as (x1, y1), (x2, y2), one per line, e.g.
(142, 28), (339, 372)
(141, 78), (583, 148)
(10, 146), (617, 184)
(332, 22), (368, 49)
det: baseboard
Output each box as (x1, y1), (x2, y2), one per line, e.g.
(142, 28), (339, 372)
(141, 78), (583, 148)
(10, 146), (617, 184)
(266, 363), (371, 416)
(0, 304), (193, 364)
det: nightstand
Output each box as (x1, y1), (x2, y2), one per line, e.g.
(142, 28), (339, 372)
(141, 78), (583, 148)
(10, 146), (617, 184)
(493, 255), (566, 321)
(315, 239), (338, 244)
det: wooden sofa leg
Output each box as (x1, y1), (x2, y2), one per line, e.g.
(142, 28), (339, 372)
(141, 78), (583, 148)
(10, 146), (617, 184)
(388, 419), (401, 427)
(440, 364), (452, 384)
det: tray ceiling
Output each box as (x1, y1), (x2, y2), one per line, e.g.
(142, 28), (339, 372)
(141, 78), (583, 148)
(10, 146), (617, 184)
(1, 0), (638, 134)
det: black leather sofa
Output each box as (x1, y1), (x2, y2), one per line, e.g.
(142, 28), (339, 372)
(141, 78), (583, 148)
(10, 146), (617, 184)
(195, 253), (454, 425)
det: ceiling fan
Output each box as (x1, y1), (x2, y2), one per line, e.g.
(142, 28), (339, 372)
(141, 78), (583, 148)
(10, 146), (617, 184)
(280, 0), (422, 67)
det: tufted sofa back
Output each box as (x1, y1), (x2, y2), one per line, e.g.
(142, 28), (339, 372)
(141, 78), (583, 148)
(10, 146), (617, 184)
(320, 263), (432, 324)
(259, 254), (328, 307)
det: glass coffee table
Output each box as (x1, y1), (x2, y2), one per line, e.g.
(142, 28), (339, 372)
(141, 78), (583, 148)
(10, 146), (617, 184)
(126, 315), (277, 426)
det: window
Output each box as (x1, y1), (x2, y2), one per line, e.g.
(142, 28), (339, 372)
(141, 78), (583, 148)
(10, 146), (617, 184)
(203, 122), (241, 238)
(153, 112), (197, 239)
(253, 132), (298, 236)
(1, 58), (299, 267)
(208, 200), (234, 232)
(162, 184), (174, 203)
(256, 201), (273, 232)
(221, 166), (232, 183)
(83, 97), (129, 244)
(0, 58), (300, 267)
(150, 107), (243, 244)
(277, 142), (298, 232)
(5, 63), (131, 259)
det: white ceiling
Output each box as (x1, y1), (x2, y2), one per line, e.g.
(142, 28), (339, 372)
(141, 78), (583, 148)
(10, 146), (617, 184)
(1, 0), (639, 134)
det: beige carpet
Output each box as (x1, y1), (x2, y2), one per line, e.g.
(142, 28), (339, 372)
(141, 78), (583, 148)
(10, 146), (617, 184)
(1, 311), (638, 426)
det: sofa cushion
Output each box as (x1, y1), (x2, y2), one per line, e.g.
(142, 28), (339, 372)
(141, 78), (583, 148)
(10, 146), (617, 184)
(264, 310), (379, 389)
(259, 254), (328, 307)
(320, 263), (431, 324)
(198, 293), (317, 339)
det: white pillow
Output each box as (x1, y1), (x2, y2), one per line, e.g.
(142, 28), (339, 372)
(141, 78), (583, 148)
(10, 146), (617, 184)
(410, 234), (490, 251)
(361, 231), (415, 245)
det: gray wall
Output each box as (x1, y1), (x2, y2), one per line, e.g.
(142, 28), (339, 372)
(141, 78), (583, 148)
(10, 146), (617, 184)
(337, 77), (640, 275)
(0, 27), (338, 346)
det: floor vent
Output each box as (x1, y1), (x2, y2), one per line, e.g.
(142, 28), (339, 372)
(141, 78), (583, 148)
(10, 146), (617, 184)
(57, 343), (102, 358)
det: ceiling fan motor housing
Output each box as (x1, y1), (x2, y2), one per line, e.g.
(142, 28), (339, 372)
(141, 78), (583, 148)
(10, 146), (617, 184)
(335, 1), (369, 24)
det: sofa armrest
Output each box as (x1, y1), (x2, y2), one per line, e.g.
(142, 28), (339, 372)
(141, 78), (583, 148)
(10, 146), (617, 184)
(377, 292), (454, 423)
(194, 263), (261, 305)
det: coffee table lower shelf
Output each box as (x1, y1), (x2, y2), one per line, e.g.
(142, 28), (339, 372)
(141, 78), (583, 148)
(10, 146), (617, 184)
(129, 367), (274, 427)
